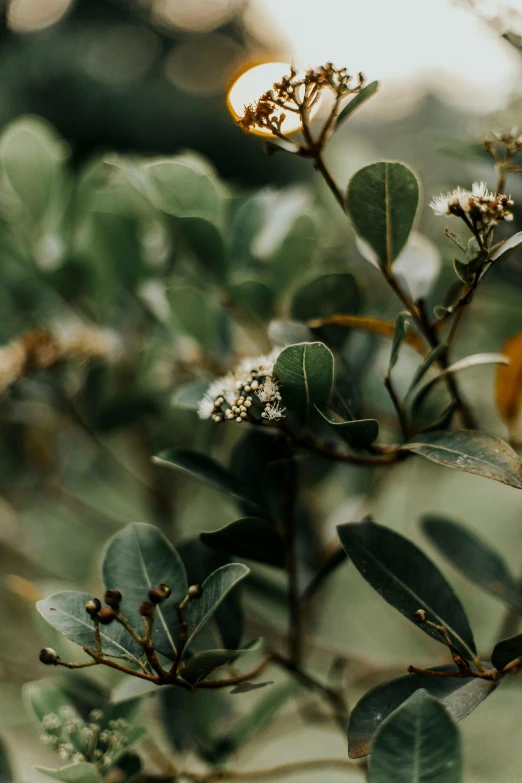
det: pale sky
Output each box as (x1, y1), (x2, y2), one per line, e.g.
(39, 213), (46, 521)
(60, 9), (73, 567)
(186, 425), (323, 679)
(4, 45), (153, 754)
(246, 0), (522, 116)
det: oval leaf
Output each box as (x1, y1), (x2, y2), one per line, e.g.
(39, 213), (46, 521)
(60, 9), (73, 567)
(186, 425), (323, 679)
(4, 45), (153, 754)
(346, 161), (419, 267)
(315, 407), (379, 449)
(491, 231), (522, 261)
(368, 690), (462, 783)
(36, 763), (101, 783)
(273, 341), (333, 422)
(335, 81), (379, 129)
(201, 518), (285, 568)
(400, 430), (522, 489)
(36, 591), (142, 660)
(337, 519), (477, 659)
(422, 515), (522, 609)
(348, 667), (496, 759)
(491, 633), (522, 672)
(184, 563), (250, 653)
(102, 523), (188, 659)
(495, 331), (522, 434)
(290, 272), (360, 322)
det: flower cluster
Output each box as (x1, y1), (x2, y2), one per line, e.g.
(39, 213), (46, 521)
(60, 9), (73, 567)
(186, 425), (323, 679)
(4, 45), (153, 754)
(430, 182), (514, 228)
(40, 707), (131, 771)
(198, 348), (286, 424)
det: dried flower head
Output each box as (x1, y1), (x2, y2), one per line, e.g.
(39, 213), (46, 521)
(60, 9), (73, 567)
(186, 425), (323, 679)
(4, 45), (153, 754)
(430, 182), (514, 230)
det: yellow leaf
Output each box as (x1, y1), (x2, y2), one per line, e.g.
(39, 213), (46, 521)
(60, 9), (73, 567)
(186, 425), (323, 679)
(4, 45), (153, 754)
(495, 331), (522, 434)
(308, 314), (427, 355)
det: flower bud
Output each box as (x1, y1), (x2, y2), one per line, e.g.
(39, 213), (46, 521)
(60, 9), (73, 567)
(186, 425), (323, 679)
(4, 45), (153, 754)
(414, 609), (427, 623)
(188, 584), (203, 600)
(104, 589), (122, 609)
(148, 584), (171, 604)
(40, 647), (59, 665)
(85, 598), (101, 617)
(97, 607), (116, 625)
(139, 601), (155, 617)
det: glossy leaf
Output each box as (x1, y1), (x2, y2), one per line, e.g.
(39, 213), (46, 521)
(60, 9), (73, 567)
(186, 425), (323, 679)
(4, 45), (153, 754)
(422, 515), (522, 608)
(290, 272), (360, 322)
(495, 331), (522, 434)
(346, 161), (419, 267)
(307, 314), (426, 355)
(36, 763), (101, 783)
(184, 564), (250, 653)
(201, 517), (285, 568)
(153, 449), (267, 514)
(335, 81), (379, 129)
(337, 520), (477, 659)
(349, 667), (498, 759)
(273, 342), (334, 422)
(315, 407), (379, 449)
(368, 690), (462, 783)
(36, 591), (142, 659)
(491, 633), (522, 672)
(400, 430), (522, 489)
(102, 523), (188, 659)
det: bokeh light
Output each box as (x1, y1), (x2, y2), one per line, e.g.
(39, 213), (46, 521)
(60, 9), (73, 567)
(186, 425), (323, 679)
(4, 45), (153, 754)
(165, 33), (244, 95)
(7, 0), (73, 32)
(152, 0), (243, 34)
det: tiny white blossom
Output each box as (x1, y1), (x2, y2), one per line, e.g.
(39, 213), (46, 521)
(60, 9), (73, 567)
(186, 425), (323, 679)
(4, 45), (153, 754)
(256, 376), (279, 402)
(262, 401), (286, 421)
(42, 714), (61, 731)
(197, 393), (215, 420)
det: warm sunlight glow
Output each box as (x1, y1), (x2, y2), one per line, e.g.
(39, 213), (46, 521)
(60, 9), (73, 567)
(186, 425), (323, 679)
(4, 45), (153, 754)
(227, 62), (319, 137)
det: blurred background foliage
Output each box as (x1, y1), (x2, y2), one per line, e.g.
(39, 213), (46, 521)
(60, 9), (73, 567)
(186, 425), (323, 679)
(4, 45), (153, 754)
(2, 0), (522, 781)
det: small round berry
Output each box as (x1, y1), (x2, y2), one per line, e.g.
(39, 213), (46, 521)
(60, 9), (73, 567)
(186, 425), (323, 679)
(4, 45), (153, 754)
(414, 609), (427, 623)
(148, 584), (172, 604)
(139, 601), (155, 617)
(39, 647), (59, 665)
(85, 598), (101, 617)
(98, 607), (116, 625)
(104, 589), (122, 608)
(188, 584), (203, 600)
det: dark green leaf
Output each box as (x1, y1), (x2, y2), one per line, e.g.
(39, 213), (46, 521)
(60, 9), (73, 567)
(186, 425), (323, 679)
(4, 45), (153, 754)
(0, 738), (12, 783)
(406, 344), (447, 397)
(180, 640), (262, 685)
(368, 690), (462, 783)
(348, 667), (498, 759)
(273, 342), (334, 422)
(400, 430), (522, 489)
(270, 214), (317, 291)
(102, 523), (188, 659)
(453, 258), (469, 283)
(335, 81), (379, 129)
(36, 591), (142, 659)
(184, 564), (250, 653)
(389, 311), (411, 373)
(315, 407), (379, 449)
(337, 519), (477, 659)
(201, 517), (285, 568)
(290, 273), (360, 322)
(230, 429), (291, 520)
(346, 162), (419, 267)
(422, 515), (522, 608)
(153, 449), (267, 514)
(143, 160), (222, 223)
(230, 279), (275, 322)
(491, 633), (522, 672)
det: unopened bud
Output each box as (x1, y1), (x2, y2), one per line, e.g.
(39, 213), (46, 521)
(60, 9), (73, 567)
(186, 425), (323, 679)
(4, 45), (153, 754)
(414, 609), (427, 623)
(104, 589), (122, 609)
(85, 598), (101, 617)
(39, 647), (59, 665)
(148, 584), (171, 604)
(188, 584), (203, 600)
(98, 607), (116, 625)
(139, 601), (155, 617)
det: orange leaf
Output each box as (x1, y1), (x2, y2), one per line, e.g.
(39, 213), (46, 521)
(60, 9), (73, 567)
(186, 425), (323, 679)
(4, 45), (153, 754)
(308, 314), (427, 355)
(495, 331), (522, 433)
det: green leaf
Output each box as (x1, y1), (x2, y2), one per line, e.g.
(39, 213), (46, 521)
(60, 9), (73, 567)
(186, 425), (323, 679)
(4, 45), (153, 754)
(180, 640), (262, 685)
(171, 380), (211, 411)
(315, 407), (379, 449)
(290, 273), (360, 322)
(228, 681), (298, 750)
(346, 161), (419, 267)
(491, 230), (522, 261)
(24, 680), (82, 726)
(230, 279), (275, 322)
(182, 217), (226, 283)
(335, 81), (379, 129)
(400, 430), (522, 489)
(273, 342), (334, 422)
(268, 320), (315, 347)
(445, 230), (467, 254)
(337, 519), (477, 659)
(167, 286), (219, 349)
(36, 591), (142, 659)
(348, 667), (498, 759)
(405, 344), (447, 398)
(269, 214), (317, 291)
(0, 738), (12, 783)
(184, 564), (250, 653)
(422, 515), (522, 609)
(368, 690), (462, 783)
(36, 763), (101, 783)
(491, 633), (522, 672)
(389, 311), (411, 373)
(153, 449), (267, 514)
(201, 517), (285, 568)
(101, 523), (188, 660)
(230, 429), (291, 520)
(143, 160), (222, 223)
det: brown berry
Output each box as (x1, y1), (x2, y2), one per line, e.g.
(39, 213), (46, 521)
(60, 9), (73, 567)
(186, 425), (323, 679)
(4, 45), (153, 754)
(104, 589), (122, 608)
(98, 607), (116, 625)
(139, 601), (155, 617)
(188, 584), (203, 600)
(414, 609), (427, 623)
(148, 584), (171, 604)
(39, 647), (59, 665)
(85, 598), (101, 617)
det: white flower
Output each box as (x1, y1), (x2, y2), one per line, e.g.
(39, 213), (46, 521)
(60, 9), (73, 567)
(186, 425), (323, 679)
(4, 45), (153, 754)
(256, 376), (279, 402)
(198, 393), (215, 420)
(262, 401), (286, 421)
(42, 714), (61, 731)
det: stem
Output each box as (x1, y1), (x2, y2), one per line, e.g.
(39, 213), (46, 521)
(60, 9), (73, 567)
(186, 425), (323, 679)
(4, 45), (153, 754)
(198, 759), (356, 782)
(282, 448), (301, 664)
(384, 375), (408, 440)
